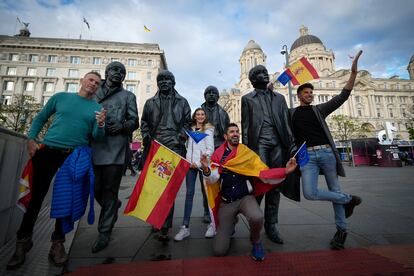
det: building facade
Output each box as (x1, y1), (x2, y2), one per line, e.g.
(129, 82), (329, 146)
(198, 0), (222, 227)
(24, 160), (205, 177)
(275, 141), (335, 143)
(0, 28), (167, 119)
(221, 26), (414, 140)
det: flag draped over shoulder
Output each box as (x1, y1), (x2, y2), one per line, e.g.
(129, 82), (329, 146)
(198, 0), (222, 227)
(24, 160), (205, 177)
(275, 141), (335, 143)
(124, 140), (190, 229)
(277, 57), (319, 86)
(205, 143), (287, 230)
(185, 130), (208, 144)
(17, 159), (34, 212)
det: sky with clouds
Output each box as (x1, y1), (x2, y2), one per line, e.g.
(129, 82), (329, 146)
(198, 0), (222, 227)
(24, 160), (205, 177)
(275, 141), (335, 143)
(1, 0), (413, 108)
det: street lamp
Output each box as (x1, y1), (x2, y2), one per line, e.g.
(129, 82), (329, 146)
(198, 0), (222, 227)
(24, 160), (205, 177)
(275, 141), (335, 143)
(281, 44), (293, 108)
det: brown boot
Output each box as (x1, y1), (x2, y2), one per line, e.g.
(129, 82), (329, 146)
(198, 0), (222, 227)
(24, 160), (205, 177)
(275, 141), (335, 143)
(49, 239), (68, 266)
(7, 236), (33, 270)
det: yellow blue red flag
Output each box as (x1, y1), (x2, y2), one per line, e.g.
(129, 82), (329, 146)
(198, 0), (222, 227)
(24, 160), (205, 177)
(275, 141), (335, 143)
(124, 140), (190, 229)
(277, 57), (319, 86)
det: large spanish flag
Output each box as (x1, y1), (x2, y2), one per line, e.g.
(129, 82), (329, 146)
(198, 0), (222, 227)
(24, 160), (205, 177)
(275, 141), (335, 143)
(205, 143), (287, 230)
(124, 140), (190, 229)
(277, 57), (319, 86)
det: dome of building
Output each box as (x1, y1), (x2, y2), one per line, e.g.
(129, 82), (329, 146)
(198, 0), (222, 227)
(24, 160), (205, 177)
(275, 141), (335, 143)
(290, 26), (323, 52)
(243, 40), (262, 53)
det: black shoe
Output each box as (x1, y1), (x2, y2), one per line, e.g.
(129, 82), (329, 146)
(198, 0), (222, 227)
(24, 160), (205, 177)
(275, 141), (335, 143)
(264, 223), (284, 244)
(344, 195), (362, 218)
(330, 228), (347, 250)
(7, 236), (33, 270)
(92, 233), (110, 253)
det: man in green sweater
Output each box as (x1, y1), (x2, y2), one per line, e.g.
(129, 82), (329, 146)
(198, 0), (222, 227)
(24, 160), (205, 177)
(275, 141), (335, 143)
(7, 71), (106, 270)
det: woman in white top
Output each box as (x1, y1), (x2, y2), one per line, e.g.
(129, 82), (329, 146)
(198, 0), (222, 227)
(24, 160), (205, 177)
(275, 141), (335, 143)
(174, 108), (215, 241)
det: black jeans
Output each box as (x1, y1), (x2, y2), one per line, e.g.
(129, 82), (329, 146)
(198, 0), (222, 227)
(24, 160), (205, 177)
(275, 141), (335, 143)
(17, 146), (71, 241)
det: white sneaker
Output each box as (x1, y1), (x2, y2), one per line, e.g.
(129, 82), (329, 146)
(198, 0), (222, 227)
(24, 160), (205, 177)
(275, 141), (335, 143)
(174, 226), (190, 241)
(205, 223), (216, 238)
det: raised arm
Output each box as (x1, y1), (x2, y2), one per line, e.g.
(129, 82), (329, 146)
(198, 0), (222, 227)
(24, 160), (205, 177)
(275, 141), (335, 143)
(344, 50), (363, 91)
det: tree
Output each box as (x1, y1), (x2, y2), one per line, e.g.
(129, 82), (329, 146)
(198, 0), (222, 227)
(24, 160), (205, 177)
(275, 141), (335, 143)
(330, 115), (364, 141)
(0, 94), (42, 135)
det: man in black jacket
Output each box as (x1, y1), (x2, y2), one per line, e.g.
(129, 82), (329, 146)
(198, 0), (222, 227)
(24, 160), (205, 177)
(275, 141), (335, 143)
(291, 50), (363, 249)
(140, 70), (191, 241)
(241, 65), (298, 244)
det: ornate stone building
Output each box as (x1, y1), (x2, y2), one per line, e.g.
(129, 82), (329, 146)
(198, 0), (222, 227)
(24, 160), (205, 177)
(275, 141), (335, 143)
(221, 26), (414, 140)
(0, 28), (167, 119)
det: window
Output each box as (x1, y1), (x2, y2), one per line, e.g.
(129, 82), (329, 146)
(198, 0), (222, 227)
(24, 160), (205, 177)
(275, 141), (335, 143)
(355, 96), (361, 103)
(30, 54), (39, 63)
(68, 69), (79, 78)
(146, 85), (151, 93)
(48, 55), (57, 63)
(6, 67), (16, 75)
(2, 95), (12, 105)
(127, 71), (136, 80)
(377, 108), (381, 118)
(126, 84), (136, 93)
(4, 81), (14, 91)
(389, 108), (393, 118)
(92, 57), (101, 65)
(318, 95), (329, 103)
(44, 82), (54, 92)
(27, 68), (37, 76)
(402, 108), (406, 117)
(147, 71), (152, 80)
(66, 82), (78, 92)
(111, 58), (119, 62)
(10, 53), (19, 61)
(24, 81), (34, 91)
(70, 56), (81, 64)
(46, 68), (56, 76)
(127, 59), (136, 66)
(357, 109), (362, 117)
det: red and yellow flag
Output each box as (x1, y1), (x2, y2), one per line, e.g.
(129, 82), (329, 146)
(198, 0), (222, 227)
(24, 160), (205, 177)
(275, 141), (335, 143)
(17, 159), (34, 212)
(205, 143), (287, 230)
(124, 140), (190, 229)
(287, 57), (319, 85)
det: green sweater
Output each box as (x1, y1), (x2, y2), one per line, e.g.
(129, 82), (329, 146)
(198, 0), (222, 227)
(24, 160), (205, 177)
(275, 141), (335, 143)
(28, 92), (105, 148)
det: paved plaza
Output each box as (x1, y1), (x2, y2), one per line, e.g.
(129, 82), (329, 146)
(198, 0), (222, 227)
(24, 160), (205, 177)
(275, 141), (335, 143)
(1, 165), (413, 275)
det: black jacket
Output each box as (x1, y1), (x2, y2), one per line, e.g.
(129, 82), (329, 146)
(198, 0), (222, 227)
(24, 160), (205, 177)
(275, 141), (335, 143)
(291, 88), (351, 177)
(140, 90), (191, 159)
(241, 89), (300, 201)
(92, 82), (139, 165)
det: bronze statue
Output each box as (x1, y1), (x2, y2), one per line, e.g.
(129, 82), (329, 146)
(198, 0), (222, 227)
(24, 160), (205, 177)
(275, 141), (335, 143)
(91, 61), (139, 253)
(201, 85), (230, 149)
(241, 65), (299, 244)
(140, 70), (191, 241)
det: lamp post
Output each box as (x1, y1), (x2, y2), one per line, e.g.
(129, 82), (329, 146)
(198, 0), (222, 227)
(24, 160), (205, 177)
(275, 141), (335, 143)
(281, 44), (293, 108)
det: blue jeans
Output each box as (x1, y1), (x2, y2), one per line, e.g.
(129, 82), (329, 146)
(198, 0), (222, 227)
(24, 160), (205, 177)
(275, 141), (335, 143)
(300, 147), (351, 230)
(183, 168), (208, 226)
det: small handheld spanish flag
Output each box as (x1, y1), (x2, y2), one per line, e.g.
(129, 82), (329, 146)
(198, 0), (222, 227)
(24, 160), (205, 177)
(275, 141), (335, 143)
(277, 57), (319, 86)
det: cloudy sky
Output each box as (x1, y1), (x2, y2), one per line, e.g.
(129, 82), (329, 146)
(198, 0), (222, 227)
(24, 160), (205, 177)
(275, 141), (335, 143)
(1, 0), (413, 108)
